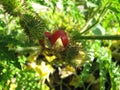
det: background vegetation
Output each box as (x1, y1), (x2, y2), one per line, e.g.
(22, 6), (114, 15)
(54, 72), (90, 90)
(0, 0), (120, 90)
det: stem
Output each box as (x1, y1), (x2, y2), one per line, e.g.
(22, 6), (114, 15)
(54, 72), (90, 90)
(60, 80), (62, 90)
(80, 18), (93, 33)
(80, 20), (99, 34)
(63, 82), (72, 90)
(74, 35), (120, 41)
(9, 46), (41, 52)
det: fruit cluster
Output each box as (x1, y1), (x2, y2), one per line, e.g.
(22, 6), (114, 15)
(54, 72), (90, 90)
(39, 30), (69, 49)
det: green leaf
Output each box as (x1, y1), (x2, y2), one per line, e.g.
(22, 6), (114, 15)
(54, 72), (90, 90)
(86, 1), (97, 7)
(92, 24), (105, 35)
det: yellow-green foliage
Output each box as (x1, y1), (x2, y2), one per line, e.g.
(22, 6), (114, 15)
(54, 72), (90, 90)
(0, 0), (24, 16)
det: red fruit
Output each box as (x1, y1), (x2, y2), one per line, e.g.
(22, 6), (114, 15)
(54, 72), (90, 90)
(44, 32), (52, 39)
(39, 32), (51, 47)
(39, 39), (45, 47)
(45, 30), (68, 47)
(61, 33), (68, 47)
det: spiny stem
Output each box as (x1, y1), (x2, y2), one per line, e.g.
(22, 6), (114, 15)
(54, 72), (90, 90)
(74, 35), (120, 40)
(9, 46), (41, 52)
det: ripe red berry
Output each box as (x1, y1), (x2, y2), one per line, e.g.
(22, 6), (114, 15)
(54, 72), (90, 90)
(45, 30), (68, 47)
(44, 32), (52, 39)
(39, 39), (45, 47)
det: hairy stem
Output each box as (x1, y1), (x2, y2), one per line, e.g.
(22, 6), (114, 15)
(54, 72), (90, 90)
(9, 46), (41, 52)
(74, 35), (120, 41)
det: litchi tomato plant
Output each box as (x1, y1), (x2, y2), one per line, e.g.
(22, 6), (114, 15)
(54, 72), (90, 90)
(0, 0), (120, 90)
